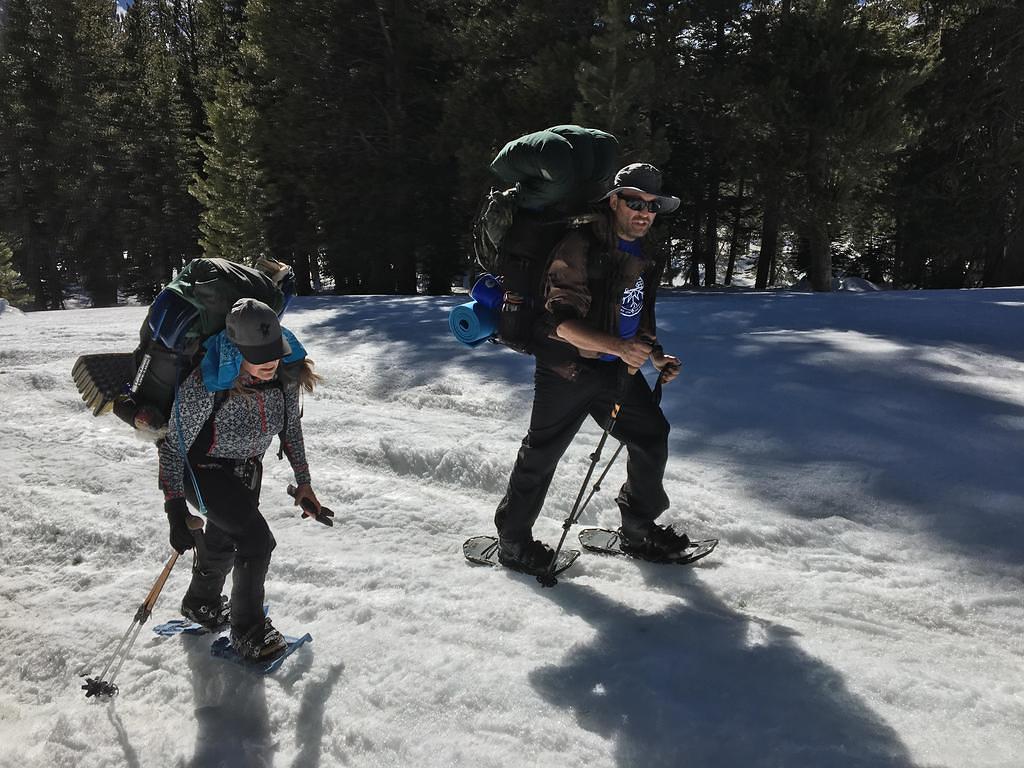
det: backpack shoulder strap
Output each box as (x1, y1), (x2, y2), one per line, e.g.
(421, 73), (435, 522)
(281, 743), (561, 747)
(189, 388), (230, 460)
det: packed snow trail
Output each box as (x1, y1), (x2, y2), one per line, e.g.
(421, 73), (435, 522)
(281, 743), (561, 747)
(0, 288), (1021, 767)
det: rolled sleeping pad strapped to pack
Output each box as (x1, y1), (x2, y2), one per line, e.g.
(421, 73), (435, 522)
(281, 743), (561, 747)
(470, 273), (504, 311)
(449, 301), (498, 347)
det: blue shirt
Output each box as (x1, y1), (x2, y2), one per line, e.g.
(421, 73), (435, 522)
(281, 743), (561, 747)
(600, 238), (645, 361)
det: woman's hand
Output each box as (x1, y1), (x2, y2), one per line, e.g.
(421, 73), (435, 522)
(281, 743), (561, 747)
(292, 483), (322, 520)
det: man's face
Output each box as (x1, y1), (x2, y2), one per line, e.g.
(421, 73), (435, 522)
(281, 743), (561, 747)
(610, 191), (658, 240)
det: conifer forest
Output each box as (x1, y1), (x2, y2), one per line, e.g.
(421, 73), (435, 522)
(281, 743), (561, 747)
(0, 1), (1021, 309)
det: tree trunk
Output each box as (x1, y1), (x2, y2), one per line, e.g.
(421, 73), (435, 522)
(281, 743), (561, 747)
(703, 167), (720, 287)
(703, 14), (726, 288)
(982, 189), (1020, 286)
(46, 247), (63, 309)
(806, 132), (832, 292)
(377, 0), (417, 295)
(755, 189), (780, 290)
(688, 223), (702, 286)
(998, 188), (1024, 286)
(292, 250), (313, 296)
(689, 177), (704, 286)
(724, 177), (745, 286)
(807, 223), (832, 291)
(27, 238), (46, 311)
(892, 213), (906, 287)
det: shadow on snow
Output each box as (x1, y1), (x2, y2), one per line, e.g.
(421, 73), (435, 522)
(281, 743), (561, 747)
(530, 569), (925, 768)
(655, 289), (1024, 566)
(179, 635), (339, 768)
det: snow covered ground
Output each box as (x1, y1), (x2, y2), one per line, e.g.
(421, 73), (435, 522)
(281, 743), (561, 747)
(0, 287), (1021, 768)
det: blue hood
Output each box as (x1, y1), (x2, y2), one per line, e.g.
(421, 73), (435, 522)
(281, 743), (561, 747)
(200, 327), (307, 392)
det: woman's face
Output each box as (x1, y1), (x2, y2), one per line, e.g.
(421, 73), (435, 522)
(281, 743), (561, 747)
(241, 358), (280, 381)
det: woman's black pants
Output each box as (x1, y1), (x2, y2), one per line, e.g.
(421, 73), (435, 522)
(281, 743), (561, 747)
(184, 460), (276, 632)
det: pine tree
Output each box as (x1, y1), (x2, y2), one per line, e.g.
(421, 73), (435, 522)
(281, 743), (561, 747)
(120, 0), (203, 299)
(0, 0), (67, 308)
(622, 0), (750, 287)
(0, 0), (124, 308)
(63, 0), (128, 306)
(745, 0), (796, 289)
(689, 0), (749, 287)
(896, 1), (1024, 287)
(244, 0), (473, 295)
(745, 0), (915, 291)
(435, 0), (604, 288)
(0, 234), (30, 307)
(191, 71), (267, 266)
(574, 0), (667, 164)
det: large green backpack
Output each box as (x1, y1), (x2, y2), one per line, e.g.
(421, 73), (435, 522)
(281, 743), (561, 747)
(472, 125), (618, 353)
(72, 257), (294, 436)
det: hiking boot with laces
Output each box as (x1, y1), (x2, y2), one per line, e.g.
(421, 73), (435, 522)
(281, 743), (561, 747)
(230, 616), (287, 661)
(618, 520), (692, 561)
(497, 537), (555, 575)
(181, 593), (230, 631)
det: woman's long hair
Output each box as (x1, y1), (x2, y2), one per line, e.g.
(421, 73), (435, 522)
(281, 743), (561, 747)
(231, 357), (322, 397)
(296, 358), (322, 393)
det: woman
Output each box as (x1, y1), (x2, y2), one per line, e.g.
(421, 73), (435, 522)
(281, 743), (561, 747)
(159, 297), (322, 660)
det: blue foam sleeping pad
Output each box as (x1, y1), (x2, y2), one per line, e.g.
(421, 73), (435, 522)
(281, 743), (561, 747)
(449, 301), (498, 347)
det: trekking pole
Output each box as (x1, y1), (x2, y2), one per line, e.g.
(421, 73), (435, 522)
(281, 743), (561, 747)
(571, 368), (667, 523)
(81, 550), (180, 699)
(537, 363), (636, 588)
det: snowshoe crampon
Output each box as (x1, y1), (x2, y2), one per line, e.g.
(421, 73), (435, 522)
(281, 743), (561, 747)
(463, 535), (579, 577)
(578, 528), (718, 565)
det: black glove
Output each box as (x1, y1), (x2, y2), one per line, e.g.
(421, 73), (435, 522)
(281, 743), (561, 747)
(165, 498), (194, 554)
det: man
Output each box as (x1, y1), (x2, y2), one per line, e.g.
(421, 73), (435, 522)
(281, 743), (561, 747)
(494, 162), (690, 574)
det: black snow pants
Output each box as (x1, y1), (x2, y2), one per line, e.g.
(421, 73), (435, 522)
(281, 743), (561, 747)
(184, 458), (276, 633)
(494, 359), (670, 543)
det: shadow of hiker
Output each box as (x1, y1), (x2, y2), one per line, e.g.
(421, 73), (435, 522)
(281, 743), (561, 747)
(183, 634), (274, 768)
(107, 706), (141, 768)
(529, 572), (923, 768)
(289, 663), (344, 768)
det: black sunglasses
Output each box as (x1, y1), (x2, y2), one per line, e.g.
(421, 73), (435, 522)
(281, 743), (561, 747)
(618, 194), (663, 213)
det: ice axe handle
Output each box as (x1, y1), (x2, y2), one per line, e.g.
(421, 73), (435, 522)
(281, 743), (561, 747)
(286, 484), (335, 527)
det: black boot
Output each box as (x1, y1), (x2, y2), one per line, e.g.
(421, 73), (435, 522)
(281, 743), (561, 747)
(229, 553), (285, 660)
(497, 537), (555, 575)
(619, 516), (691, 561)
(181, 593), (230, 631)
(230, 553), (271, 635)
(181, 543), (234, 630)
(231, 617), (287, 660)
